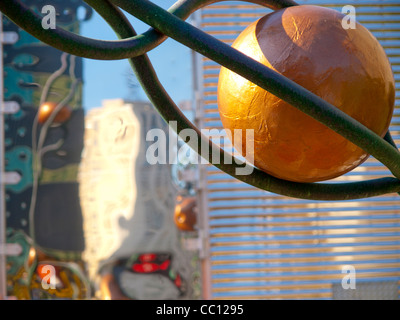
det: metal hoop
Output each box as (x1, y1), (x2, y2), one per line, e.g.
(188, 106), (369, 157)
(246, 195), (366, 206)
(1, 0), (399, 200)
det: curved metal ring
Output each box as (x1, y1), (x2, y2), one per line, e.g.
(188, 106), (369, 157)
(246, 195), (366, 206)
(0, 0), (295, 60)
(1, 0), (399, 200)
(90, 0), (400, 200)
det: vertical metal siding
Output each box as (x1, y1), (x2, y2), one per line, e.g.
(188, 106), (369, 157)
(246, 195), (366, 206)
(198, 0), (400, 299)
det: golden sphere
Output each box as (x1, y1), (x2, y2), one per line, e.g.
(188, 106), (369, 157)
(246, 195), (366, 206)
(217, 5), (395, 182)
(174, 196), (197, 232)
(38, 101), (72, 125)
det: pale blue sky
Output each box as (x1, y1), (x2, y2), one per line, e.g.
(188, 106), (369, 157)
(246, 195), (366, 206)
(80, 0), (193, 111)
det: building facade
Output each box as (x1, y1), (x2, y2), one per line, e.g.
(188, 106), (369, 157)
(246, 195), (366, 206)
(194, 0), (400, 299)
(79, 99), (200, 299)
(1, 0), (92, 299)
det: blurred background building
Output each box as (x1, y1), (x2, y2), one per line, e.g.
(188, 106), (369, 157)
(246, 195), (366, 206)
(1, 0), (92, 299)
(0, 0), (200, 300)
(194, 0), (400, 299)
(79, 99), (200, 299)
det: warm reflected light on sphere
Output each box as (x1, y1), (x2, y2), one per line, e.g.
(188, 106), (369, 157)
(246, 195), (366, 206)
(38, 102), (72, 125)
(217, 5), (395, 183)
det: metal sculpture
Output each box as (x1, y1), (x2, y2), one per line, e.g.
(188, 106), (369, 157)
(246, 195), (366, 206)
(0, 0), (399, 200)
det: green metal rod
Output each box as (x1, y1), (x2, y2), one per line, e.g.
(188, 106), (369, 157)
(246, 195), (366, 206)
(111, 0), (400, 181)
(0, 0), (296, 60)
(384, 131), (398, 150)
(86, 0), (400, 200)
(0, 0), (157, 60)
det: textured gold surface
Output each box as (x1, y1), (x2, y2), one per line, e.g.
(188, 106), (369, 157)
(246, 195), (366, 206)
(217, 5), (395, 182)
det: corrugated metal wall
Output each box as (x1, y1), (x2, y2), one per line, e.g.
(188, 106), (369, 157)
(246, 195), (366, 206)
(197, 0), (400, 299)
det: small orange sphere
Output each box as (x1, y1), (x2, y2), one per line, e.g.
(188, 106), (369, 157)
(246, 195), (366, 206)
(217, 5), (395, 182)
(27, 247), (37, 267)
(38, 102), (72, 125)
(36, 263), (60, 281)
(174, 197), (197, 232)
